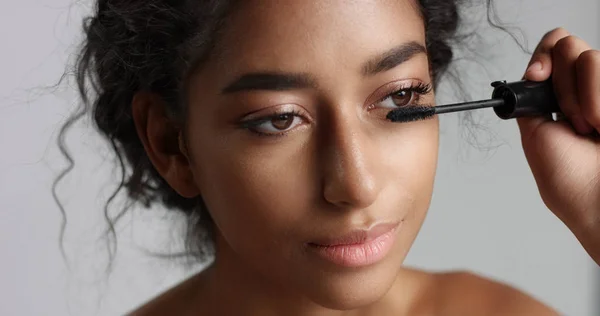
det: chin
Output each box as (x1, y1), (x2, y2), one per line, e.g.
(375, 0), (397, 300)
(299, 261), (401, 311)
(293, 228), (414, 311)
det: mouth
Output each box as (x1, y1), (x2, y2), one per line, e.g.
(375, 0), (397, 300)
(307, 221), (402, 268)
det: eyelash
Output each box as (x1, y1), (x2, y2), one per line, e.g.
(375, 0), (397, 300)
(239, 109), (305, 137)
(371, 81), (433, 108)
(239, 81), (433, 137)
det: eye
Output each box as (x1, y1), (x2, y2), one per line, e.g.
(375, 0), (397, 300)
(369, 81), (433, 111)
(242, 112), (306, 136)
(377, 89), (416, 109)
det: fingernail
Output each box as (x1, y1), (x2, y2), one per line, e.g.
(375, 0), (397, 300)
(572, 115), (594, 135)
(527, 61), (543, 74)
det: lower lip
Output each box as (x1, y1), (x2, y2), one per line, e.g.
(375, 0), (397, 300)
(308, 223), (401, 268)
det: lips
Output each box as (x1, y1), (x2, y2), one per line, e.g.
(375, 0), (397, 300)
(309, 222), (400, 247)
(307, 221), (402, 267)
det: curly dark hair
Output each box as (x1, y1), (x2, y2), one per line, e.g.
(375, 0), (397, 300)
(55, 0), (491, 265)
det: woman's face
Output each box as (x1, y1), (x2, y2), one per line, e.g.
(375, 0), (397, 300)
(185, 0), (438, 309)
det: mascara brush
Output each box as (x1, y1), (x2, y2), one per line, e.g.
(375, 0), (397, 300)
(387, 79), (561, 123)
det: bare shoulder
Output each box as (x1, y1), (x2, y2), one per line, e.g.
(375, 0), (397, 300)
(432, 270), (559, 316)
(125, 272), (206, 316)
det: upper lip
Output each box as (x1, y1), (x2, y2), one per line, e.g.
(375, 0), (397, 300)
(309, 221), (400, 247)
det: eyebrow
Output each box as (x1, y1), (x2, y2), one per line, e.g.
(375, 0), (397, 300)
(221, 72), (318, 94)
(361, 41), (427, 76)
(220, 41), (427, 94)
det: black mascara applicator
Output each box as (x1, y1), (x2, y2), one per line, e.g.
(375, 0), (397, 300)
(386, 80), (561, 123)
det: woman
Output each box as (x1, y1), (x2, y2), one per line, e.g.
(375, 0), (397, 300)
(65, 0), (600, 314)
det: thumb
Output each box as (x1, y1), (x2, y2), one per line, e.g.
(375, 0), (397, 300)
(516, 29), (567, 141)
(516, 68), (553, 143)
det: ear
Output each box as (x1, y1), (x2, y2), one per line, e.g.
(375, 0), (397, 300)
(131, 92), (200, 198)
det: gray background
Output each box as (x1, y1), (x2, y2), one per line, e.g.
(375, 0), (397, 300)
(1, 0), (598, 315)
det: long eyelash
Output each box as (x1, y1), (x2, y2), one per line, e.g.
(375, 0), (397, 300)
(374, 82), (433, 105)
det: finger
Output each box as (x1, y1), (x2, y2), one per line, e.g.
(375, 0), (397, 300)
(523, 27), (571, 82)
(552, 35), (593, 134)
(518, 28), (570, 139)
(576, 50), (600, 132)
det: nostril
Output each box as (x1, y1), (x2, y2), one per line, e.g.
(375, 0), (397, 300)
(322, 172), (379, 210)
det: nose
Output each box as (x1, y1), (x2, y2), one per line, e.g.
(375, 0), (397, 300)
(321, 118), (380, 210)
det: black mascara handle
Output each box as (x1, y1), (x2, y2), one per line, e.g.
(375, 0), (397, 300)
(491, 79), (561, 120)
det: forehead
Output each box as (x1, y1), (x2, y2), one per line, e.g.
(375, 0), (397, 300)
(209, 0), (426, 77)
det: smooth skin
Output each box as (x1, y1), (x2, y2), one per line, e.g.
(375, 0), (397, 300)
(127, 1), (598, 315)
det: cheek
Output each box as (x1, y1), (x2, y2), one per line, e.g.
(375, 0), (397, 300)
(383, 119), (439, 223)
(372, 119), (438, 268)
(385, 118), (438, 183)
(186, 129), (314, 256)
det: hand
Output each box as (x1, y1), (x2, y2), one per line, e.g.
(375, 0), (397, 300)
(517, 28), (600, 265)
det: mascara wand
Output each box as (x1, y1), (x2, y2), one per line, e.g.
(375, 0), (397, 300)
(387, 79), (561, 123)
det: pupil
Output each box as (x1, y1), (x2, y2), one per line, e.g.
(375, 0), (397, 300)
(392, 90), (413, 107)
(272, 114), (293, 130)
